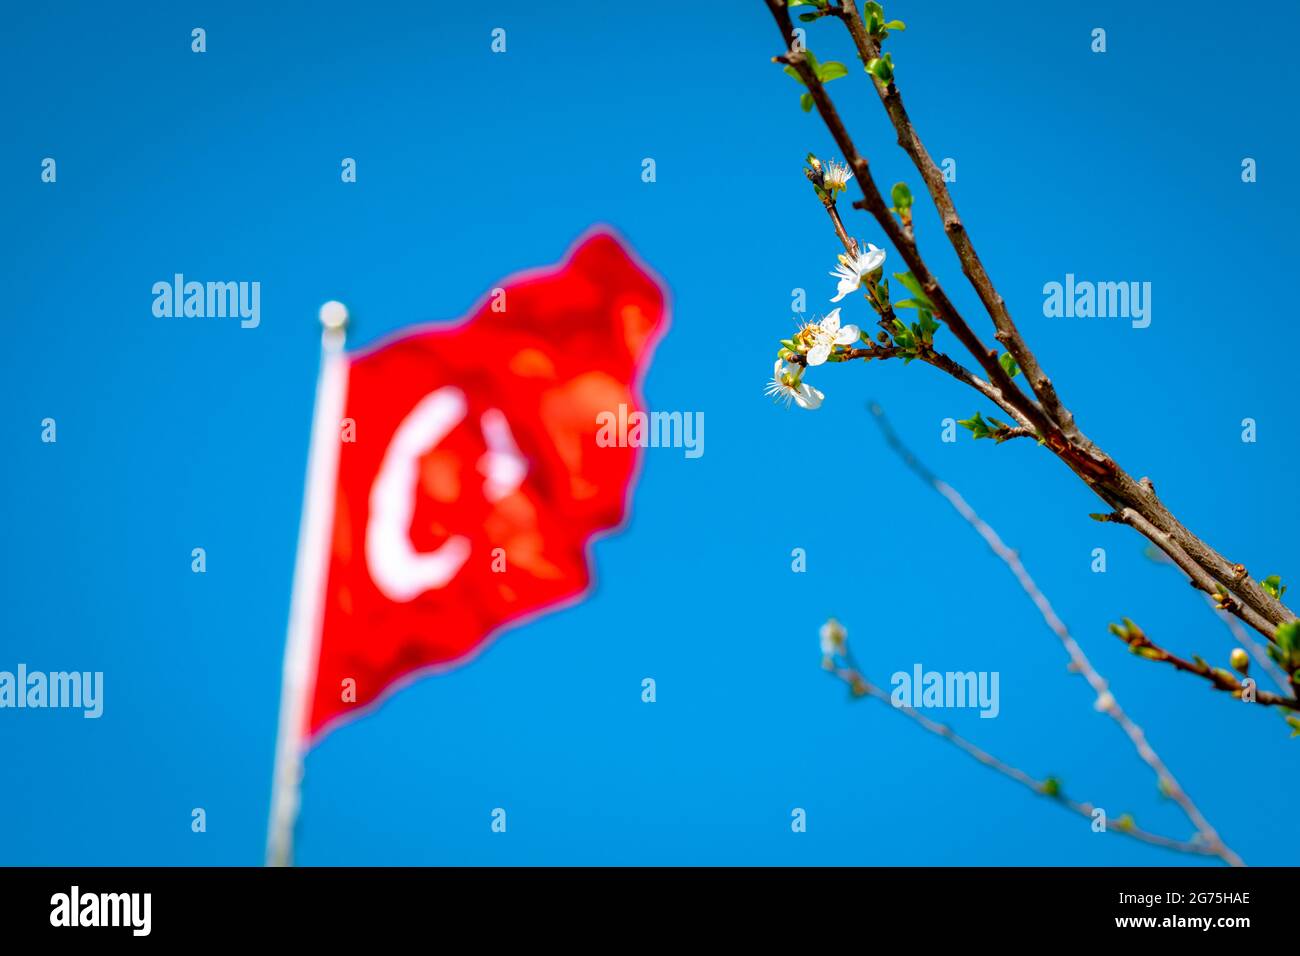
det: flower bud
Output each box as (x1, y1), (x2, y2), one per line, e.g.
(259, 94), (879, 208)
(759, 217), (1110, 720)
(1230, 647), (1250, 674)
(819, 618), (847, 657)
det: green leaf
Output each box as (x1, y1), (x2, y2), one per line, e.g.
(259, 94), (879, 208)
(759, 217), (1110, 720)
(1276, 620), (1300, 655)
(817, 61), (849, 82)
(1262, 574), (1287, 600)
(800, 92), (814, 112)
(798, 11), (820, 21)
(892, 272), (933, 309)
(890, 181), (913, 210)
(782, 64), (806, 87)
(957, 412), (995, 440)
(917, 310), (939, 345)
(884, 19), (906, 31)
(890, 318), (916, 352)
(999, 352), (1020, 378)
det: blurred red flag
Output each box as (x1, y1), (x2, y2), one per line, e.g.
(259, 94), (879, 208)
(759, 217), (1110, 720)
(302, 230), (667, 740)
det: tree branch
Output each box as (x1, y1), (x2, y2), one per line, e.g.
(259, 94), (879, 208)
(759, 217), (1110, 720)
(1206, 594), (1295, 698)
(867, 403), (1244, 866)
(831, 0), (1082, 446)
(762, 0), (1297, 644)
(807, 189), (1034, 429)
(1096, 508), (1283, 662)
(765, 2), (1053, 441)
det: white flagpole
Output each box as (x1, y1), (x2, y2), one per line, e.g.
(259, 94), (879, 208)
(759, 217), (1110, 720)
(267, 301), (350, 867)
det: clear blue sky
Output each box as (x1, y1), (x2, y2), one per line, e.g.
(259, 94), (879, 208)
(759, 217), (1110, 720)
(2, 0), (1296, 865)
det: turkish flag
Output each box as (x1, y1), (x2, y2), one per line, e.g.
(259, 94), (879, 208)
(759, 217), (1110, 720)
(302, 230), (667, 740)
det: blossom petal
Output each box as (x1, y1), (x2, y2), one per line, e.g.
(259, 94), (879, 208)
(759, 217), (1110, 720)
(833, 324), (860, 345)
(806, 343), (831, 366)
(860, 247), (886, 272)
(794, 383), (824, 409)
(819, 308), (842, 334)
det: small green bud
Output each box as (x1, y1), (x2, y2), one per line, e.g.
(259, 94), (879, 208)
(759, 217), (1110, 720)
(1230, 648), (1250, 674)
(865, 55), (894, 84)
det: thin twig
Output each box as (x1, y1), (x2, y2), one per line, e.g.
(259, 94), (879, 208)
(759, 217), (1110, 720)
(765, 4), (1048, 436)
(868, 403), (1244, 866)
(1147, 551), (1293, 696)
(812, 190), (1034, 431)
(831, 0), (1081, 445)
(1109, 619), (1300, 711)
(826, 654), (1218, 860)
(1098, 509), (1280, 654)
(818, 195), (858, 257)
(1206, 594), (1294, 697)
